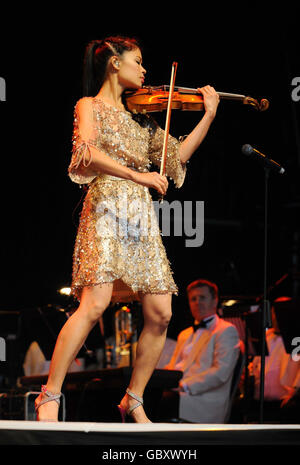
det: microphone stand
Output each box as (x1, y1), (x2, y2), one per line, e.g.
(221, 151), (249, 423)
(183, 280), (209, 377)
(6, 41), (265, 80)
(258, 166), (272, 424)
(242, 144), (285, 423)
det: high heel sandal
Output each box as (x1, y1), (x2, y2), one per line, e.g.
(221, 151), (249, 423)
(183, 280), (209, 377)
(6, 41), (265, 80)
(117, 388), (144, 423)
(35, 385), (62, 422)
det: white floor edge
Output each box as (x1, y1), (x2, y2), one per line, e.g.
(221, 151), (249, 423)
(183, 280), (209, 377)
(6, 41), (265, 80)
(0, 420), (299, 433)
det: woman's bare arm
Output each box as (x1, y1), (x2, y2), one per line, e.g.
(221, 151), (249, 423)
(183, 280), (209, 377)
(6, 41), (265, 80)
(179, 86), (220, 165)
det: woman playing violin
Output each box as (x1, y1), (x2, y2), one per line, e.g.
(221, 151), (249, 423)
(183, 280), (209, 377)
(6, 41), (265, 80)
(34, 35), (220, 423)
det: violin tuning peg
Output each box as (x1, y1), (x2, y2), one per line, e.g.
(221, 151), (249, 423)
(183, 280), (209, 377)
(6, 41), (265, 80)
(259, 99), (270, 111)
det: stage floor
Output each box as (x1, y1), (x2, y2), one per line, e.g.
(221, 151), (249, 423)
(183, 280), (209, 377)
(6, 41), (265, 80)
(0, 420), (300, 446)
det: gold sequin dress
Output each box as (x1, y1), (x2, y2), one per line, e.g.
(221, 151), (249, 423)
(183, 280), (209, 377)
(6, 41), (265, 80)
(68, 97), (186, 302)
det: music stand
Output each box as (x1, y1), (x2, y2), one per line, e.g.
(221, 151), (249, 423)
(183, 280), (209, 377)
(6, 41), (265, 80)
(20, 305), (104, 363)
(220, 303), (269, 422)
(219, 304), (268, 357)
(244, 309), (269, 357)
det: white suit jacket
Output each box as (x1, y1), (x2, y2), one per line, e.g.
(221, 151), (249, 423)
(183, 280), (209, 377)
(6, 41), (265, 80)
(252, 329), (300, 400)
(165, 315), (240, 423)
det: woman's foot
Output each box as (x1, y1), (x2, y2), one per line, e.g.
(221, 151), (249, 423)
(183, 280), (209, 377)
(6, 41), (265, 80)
(119, 389), (152, 423)
(35, 386), (61, 422)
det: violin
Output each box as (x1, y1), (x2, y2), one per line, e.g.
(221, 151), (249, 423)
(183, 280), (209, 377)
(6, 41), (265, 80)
(127, 62), (269, 202)
(126, 85), (270, 113)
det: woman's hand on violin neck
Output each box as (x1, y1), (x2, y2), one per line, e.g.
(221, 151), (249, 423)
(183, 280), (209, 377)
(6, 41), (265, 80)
(198, 85), (220, 119)
(132, 171), (168, 195)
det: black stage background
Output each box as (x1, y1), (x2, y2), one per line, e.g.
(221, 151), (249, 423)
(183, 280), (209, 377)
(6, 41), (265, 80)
(0, 9), (299, 341)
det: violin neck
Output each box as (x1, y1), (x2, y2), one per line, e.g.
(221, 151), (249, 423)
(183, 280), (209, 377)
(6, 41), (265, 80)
(160, 85), (246, 102)
(217, 91), (246, 101)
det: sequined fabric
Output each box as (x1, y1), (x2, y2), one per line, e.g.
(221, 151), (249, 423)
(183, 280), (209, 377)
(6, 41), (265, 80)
(68, 97), (186, 302)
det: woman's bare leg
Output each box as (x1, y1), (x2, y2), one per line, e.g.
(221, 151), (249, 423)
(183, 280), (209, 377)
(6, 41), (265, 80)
(119, 293), (172, 422)
(35, 283), (113, 421)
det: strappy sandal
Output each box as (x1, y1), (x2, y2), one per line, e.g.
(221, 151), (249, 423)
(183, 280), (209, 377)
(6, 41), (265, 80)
(35, 385), (62, 422)
(117, 388), (144, 423)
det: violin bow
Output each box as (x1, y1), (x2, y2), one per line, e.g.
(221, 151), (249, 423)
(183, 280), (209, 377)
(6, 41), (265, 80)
(159, 62), (178, 203)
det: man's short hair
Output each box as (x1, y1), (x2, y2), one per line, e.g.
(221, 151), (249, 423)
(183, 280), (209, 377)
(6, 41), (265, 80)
(186, 279), (219, 300)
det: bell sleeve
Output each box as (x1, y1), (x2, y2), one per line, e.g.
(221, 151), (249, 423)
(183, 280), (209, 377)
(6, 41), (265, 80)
(68, 98), (98, 185)
(148, 123), (187, 188)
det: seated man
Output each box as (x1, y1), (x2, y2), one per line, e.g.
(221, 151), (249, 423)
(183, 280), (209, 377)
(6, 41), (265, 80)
(160, 279), (241, 423)
(248, 299), (300, 422)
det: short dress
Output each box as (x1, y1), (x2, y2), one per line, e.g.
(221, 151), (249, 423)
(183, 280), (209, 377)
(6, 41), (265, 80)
(68, 97), (186, 302)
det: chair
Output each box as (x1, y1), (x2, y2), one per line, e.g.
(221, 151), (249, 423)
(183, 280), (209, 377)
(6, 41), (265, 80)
(224, 343), (245, 423)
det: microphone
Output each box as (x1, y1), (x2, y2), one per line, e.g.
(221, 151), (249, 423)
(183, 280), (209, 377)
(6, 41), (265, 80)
(241, 144), (285, 174)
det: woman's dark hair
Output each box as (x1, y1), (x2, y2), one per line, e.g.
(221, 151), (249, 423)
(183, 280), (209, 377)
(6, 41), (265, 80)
(82, 35), (157, 133)
(82, 35), (141, 97)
